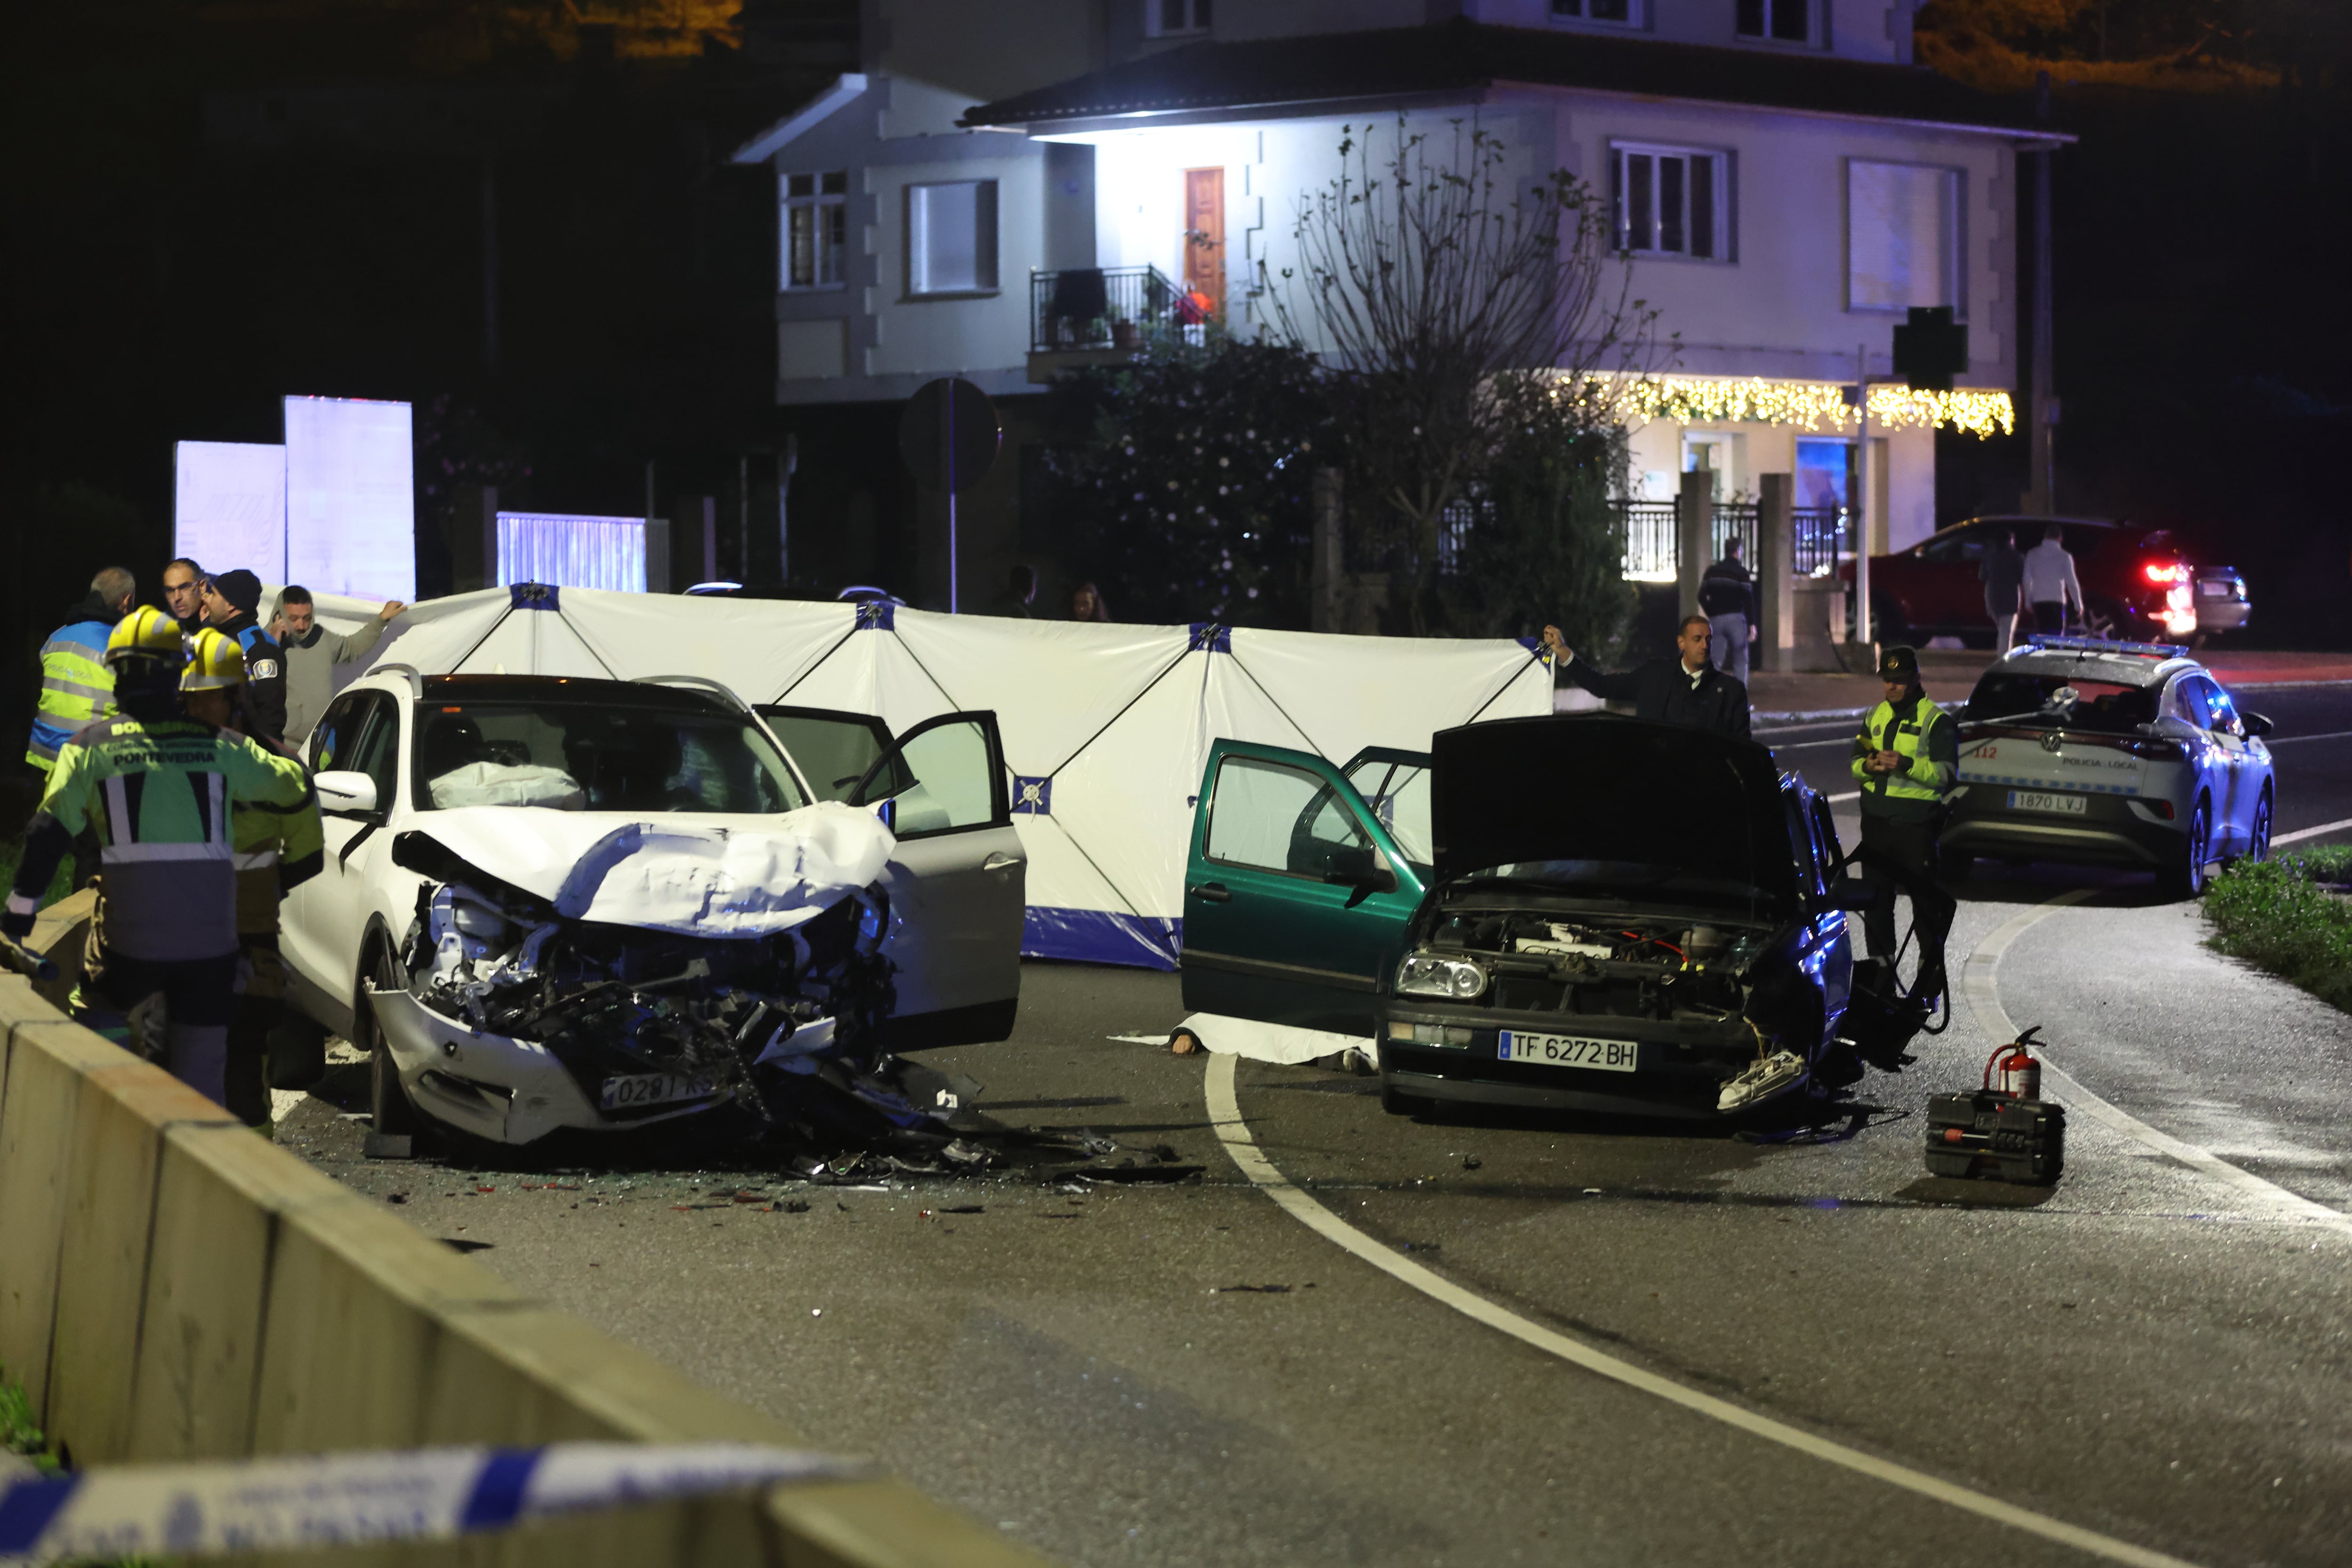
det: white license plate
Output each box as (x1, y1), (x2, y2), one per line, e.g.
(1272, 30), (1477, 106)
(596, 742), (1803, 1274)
(600, 1071), (718, 1111)
(2007, 789), (2086, 815)
(2198, 581), (2229, 597)
(1497, 1031), (1638, 1072)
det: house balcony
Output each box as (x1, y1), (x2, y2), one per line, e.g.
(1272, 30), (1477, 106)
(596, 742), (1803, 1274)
(1026, 265), (1192, 379)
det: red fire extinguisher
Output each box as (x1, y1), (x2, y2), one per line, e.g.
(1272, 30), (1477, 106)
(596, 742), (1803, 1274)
(1984, 1025), (2045, 1100)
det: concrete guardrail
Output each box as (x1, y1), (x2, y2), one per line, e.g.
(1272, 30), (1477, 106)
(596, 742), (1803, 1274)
(0, 889), (1048, 1568)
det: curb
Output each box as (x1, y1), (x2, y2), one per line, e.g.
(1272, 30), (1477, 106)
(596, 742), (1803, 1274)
(0, 890), (1050, 1568)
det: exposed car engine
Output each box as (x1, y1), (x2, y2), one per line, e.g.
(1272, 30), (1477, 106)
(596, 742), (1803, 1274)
(1416, 907), (1770, 1023)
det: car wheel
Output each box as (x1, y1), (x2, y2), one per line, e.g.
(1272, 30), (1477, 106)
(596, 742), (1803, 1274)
(2245, 787), (2273, 864)
(362, 943), (420, 1137)
(1380, 1083), (1429, 1118)
(2158, 797), (2212, 899)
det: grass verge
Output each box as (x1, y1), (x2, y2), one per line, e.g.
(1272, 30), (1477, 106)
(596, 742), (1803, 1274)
(2203, 845), (2352, 1015)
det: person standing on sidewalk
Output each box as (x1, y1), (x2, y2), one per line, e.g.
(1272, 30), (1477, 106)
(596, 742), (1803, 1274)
(1980, 528), (2025, 653)
(2, 608), (315, 1106)
(2023, 525), (2085, 636)
(276, 586), (405, 745)
(1698, 539), (1760, 687)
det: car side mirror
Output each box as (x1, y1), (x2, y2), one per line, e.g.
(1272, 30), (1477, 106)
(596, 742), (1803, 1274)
(2242, 711), (2274, 738)
(1325, 844), (1398, 904)
(1824, 876), (1877, 913)
(315, 770), (379, 816)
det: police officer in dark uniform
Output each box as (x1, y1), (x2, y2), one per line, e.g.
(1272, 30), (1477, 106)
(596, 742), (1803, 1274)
(198, 569), (287, 745)
(1850, 645), (1958, 1001)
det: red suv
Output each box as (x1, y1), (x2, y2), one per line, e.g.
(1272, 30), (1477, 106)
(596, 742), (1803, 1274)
(1841, 515), (2251, 647)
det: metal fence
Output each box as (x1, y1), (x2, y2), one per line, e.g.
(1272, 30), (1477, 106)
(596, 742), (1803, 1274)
(1793, 506), (1853, 577)
(1620, 502), (1678, 580)
(1030, 265), (1182, 352)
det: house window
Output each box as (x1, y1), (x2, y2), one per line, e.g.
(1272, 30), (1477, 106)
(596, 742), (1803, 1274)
(782, 171), (848, 290)
(1551, 0), (1640, 23)
(907, 179), (999, 296)
(1146, 0), (1210, 37)
(1847, 160), (1959, 311)
(1736, 0), (1813, 43)
(1612, 143), (1729, 261)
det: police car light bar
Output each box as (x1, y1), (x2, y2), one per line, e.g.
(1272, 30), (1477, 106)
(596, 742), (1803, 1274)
(2025, 634), (2190, 660)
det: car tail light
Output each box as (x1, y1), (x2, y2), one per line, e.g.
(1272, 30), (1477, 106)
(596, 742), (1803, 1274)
(2146, 798), (2175, 820)
(2143, 561), (2189, 585)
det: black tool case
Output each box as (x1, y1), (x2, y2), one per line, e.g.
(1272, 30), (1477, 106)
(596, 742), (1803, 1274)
(1924, 1090), (2066, 1185)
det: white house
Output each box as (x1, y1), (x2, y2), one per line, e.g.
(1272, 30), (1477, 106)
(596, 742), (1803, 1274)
(731, 1), (2057, 606)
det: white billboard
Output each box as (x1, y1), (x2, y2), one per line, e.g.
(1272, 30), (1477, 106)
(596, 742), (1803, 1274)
(283, 396), (415, 601)
(173, 442), (286, 579)
(496, 513), (649, 593)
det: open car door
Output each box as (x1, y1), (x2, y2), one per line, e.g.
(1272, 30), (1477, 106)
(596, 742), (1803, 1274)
(1181, 740), (1427, 1036)
(847, 711), (1024, 1047)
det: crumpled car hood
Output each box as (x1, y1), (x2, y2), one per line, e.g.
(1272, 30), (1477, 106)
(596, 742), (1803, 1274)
(403, 801), (895, 937)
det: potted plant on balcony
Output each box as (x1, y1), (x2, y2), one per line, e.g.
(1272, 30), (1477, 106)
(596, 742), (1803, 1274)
(1110, 315), (1139, 351)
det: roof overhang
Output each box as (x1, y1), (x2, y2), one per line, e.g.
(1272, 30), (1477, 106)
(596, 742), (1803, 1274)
(1017, 82), (2075, 147)
(729, 73), (868, 165)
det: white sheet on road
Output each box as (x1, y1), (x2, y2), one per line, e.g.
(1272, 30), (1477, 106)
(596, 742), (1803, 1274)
(334, 586), (1556, 968)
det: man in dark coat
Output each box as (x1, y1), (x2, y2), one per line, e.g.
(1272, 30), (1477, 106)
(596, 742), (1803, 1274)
(1541, 614), (1751, 740)
(197, 569), (287, 744)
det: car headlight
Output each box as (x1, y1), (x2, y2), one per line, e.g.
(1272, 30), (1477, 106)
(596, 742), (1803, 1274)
(1396, 954), (1488, 1000)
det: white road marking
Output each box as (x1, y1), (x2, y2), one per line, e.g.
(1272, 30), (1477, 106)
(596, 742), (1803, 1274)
(2272, 816), (2352, 847)
(1205, 1053), (2209, 1568)
(1764, 736), (1857, 750)
(1826, 790), (1859, 804)
(2262, 729), (2352, 746)
(1964, 891), (2352, 1234)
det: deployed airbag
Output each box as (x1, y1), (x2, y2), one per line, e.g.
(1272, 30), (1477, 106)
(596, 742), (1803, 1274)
(402, 801), (895, 936)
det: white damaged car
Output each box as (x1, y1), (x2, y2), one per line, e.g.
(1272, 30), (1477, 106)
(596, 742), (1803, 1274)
(282, 669), (1024, 1145)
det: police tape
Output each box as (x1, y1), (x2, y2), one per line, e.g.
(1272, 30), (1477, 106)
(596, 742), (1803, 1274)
(0, 1441), (866, 1563)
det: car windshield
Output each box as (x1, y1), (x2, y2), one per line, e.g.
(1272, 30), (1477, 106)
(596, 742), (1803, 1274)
(413, 700), (809, 814)
(1965, 673), (2160, 733)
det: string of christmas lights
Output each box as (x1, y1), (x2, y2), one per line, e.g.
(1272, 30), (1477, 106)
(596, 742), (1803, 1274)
(1603, 374), (2018, 438)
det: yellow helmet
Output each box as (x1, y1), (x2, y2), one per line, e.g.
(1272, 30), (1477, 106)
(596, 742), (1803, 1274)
(182, 628), (245, 692)
(105, 605), (186, 668)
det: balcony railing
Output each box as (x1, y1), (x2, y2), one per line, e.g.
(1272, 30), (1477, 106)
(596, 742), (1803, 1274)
(1792, 506), (1853, 577)
(1617, 500), (1858, 581)
(1031, 265), (1184, 353)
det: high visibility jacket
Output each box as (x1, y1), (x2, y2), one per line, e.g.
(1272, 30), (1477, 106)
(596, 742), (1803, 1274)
(10, 716), (316, 962)
(1851, 692), (1957, 824)
(25, 597), (121, 770)
(233, 738), (326, 936)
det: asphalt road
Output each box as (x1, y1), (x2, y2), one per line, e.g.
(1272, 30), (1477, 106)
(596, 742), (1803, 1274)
(278, 680), (2352, 1568)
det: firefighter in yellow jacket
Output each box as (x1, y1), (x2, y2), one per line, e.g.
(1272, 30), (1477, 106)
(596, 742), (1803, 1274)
(181, 628), (323, 1125)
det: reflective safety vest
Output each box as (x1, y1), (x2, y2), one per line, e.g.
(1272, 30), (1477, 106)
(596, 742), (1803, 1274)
(1851, 693), (1957, 820)
(26, 612), (119, 770)
(32, 716), (313, 962)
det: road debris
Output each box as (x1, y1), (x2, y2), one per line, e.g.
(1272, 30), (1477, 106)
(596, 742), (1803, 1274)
(1210, 1284), (1292, 1294)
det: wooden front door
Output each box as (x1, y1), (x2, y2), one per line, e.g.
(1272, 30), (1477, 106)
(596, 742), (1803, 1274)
(1183, 167), (1224, 317)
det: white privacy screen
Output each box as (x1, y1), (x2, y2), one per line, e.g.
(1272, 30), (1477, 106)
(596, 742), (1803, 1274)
(497, 513), (648, 592)
(174, 442), (286, 578)
(284, 396), (415, 600)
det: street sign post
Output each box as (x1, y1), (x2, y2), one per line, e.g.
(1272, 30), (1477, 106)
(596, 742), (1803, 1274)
(897, 377), (1001, 613)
